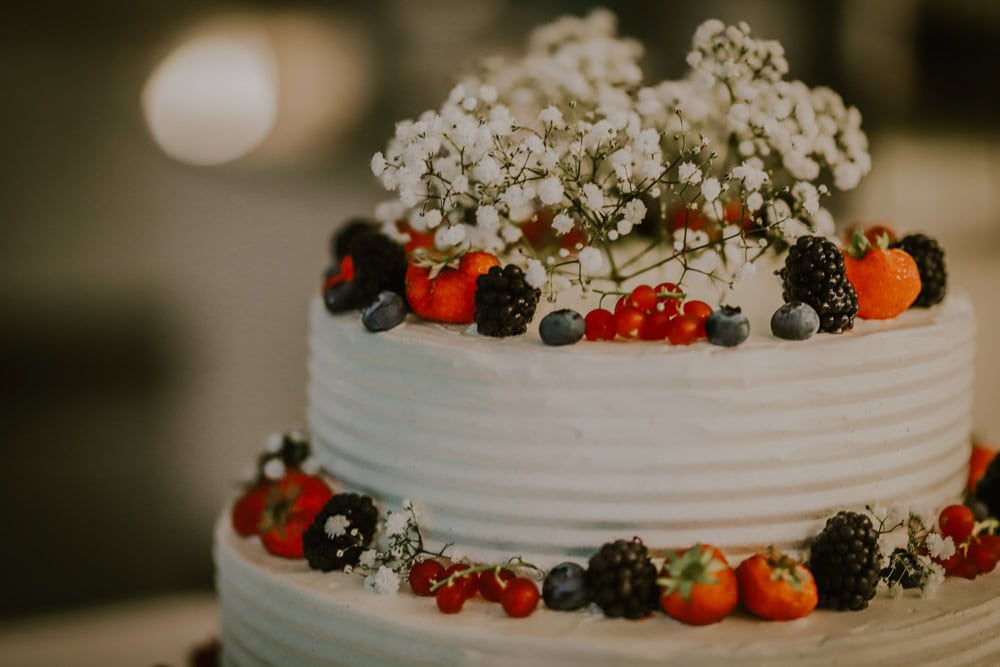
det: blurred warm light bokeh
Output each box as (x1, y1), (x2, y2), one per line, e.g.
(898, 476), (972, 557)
(1, 1), (998, 664)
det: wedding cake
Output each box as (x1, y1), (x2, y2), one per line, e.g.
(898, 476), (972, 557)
(214, 11), (1000, 666)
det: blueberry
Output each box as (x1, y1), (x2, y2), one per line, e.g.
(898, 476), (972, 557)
(771, 301), (820, 340)
(361, 291), (406, 332)
(324, 280), (361, 314)
(539, 309), (585, 346)
(543, 562), (589, 611)
(705, 306), (750, 347)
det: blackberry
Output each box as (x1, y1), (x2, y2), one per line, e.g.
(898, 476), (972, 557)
(348, 233), (407, 307)
(302, 493), (378, 572)
(331, 217), (378, 260)
(585, 538), (659, 619)
(975, 455), (1000, 520)
(779, 236), (858, 333)
(808, 511), (881, 610)
(474, 264), (541, 337)
(891, 233), (947, 307)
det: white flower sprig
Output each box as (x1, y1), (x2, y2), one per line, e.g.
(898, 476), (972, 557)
(370, 11), (871, 301)
(868, 505), (948, 598)
(349, 499), (451, 595)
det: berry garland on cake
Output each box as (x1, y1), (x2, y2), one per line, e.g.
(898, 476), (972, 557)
(229, 430), (1000, 626)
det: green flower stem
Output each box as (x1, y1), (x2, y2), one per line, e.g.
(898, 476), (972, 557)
(429, 557), (543, 593)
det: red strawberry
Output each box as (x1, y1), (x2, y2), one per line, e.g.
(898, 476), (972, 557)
(843, 229), (921, 320)
(520, 207), (586, 251)
(390, 220), (435, 256)
(659, 544), (739, 625)
(231, 482), (271, 537)
(405, 250), (499, 323)
(323, 256), (354, 291)
(259, 470), (333, 559)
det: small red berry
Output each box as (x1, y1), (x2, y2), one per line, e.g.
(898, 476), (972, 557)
(615, 306), (645, 339)
(614, 295), (629, 315)
(584, 309), (616, 341)
(478, 568), (516, 602)
(654, 282), (680, 300)
(683, 300), (713, 322)
(435, 583), (467, 614)
(628, 285), (658, 312)
(936, 551), (963, 574)
(444, 563), (479, 599)
(500, 577), (540, 618)
(409, 559), (446, 597)
(939, 505), (976, 544)
(951, 554), (979, 580)
(969, 535), (1000, 574)
(639, 310), (672, 340)
(665, 314), (701, 345)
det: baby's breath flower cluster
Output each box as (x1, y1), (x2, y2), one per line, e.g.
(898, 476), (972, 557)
(869, 505), (949, 598)
(370, 10), (870, 300)
(350, 499), (451, 595)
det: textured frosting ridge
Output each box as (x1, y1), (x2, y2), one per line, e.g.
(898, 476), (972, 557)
(307, 295), (975, 564)
(215, 517), (1000, 667)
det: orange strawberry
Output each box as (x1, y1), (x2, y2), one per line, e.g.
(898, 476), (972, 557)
(736, 549), (818, 621)
(405, 250), (500, 323)
(844, 223), (898, 247)
(843, 228), (922, 319)
(970, 442), (997, 494)
(658, 544), (739, 625)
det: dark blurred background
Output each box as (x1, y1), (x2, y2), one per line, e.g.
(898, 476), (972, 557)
(1, 0), (998, 658)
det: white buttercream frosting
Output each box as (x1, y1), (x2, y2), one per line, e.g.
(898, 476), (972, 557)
(307, 294), (975, 565)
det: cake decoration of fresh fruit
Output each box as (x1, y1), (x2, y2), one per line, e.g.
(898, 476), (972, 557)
(808, 511), (880, 610)
(227, 429), (1000, 629)
(843, 228), (922, 319)
(316, 10), (957, 347)
(658, 544), (739, 625)
(736, 549), (818, 621)
(779, 236), (859, 334)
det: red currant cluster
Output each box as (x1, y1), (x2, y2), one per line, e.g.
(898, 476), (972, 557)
(935, 504), (1000, 578)
(584, 283), (713, 345)
(409, 559), (541, 617)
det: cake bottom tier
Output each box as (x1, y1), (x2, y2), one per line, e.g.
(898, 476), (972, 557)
(215, 517), (1000, 667)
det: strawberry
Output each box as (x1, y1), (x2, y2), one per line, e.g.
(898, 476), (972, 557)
(844, 228), (922, 320)
(405, 250), (499, 323)
(844, 223), (898, 247)
(658, 544), (739, 625)
(259, 470), (333, 559)
(390, 220), (435, 256)
(323, 255), (354, 291)
(520, 207), (586, 251)
(231, 482), (272, 537)
(969, 443), (997, 494)
(736, 550), (818, 621)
